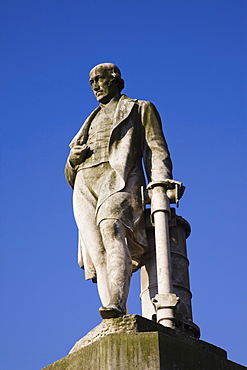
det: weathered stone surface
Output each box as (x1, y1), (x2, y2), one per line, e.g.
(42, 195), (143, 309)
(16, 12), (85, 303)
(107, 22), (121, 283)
(64, 62), (176, 323)
(141, 208), (200, 338)
(69, 315), (221, 356)
(42, 316), (246, 370)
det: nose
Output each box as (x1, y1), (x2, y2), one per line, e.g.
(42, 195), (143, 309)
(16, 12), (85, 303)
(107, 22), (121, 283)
(92, 81), (100, 91)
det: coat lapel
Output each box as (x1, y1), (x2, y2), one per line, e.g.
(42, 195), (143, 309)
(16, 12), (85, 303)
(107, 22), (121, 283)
(69, 106), (100, 148)
(113, 95), (137, 129)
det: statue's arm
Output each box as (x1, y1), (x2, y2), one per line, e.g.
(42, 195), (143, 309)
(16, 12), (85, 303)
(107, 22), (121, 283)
(64, 158), (77, 189)
(64, 144), (88, 189)
(140, 101), (173, 184)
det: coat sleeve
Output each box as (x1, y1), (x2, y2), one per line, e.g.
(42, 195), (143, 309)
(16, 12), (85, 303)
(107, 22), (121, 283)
(140, 101), (173, 183)
(64, 158), (77, 189)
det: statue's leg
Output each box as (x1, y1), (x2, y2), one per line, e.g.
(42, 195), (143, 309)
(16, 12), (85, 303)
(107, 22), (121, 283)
(99, 219), (132, 317)
(73, 172), (111, 308)
(78, 221), (111, 307)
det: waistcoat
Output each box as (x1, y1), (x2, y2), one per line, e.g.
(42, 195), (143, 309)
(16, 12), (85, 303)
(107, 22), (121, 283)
(78, 103), (115, 169)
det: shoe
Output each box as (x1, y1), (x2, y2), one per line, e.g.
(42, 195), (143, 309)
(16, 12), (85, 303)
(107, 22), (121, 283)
(99, 306), (124, 319)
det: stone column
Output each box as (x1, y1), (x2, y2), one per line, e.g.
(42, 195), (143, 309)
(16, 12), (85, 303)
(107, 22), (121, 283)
(140, 208), (200, 338)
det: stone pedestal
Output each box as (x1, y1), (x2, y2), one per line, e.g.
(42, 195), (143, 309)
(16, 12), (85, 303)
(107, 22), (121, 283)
(41, 315), (246, 370)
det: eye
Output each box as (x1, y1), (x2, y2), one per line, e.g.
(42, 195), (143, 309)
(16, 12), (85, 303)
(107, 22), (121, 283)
(97, 75), (104, 81)
(89, 75), (105, 85)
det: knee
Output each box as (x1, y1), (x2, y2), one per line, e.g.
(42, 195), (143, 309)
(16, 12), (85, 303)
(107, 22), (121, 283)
(99, 219), (126, 242)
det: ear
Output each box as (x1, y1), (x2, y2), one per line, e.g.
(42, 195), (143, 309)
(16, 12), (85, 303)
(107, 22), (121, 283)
(108, 76), (118, 87)
(113, 76), (120, 86)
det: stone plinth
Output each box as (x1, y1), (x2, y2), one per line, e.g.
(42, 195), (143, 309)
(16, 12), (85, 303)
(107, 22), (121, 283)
(41, 315), (246, 370)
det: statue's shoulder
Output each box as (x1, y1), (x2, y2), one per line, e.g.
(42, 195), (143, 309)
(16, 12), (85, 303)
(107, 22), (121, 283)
(121, 94), (154, 109)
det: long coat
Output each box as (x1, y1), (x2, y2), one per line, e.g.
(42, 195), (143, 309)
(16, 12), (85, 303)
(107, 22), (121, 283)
(65, 94), (172, 278)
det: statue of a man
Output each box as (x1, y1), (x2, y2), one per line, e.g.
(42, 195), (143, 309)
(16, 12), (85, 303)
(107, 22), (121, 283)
(65, 63), (173, 319)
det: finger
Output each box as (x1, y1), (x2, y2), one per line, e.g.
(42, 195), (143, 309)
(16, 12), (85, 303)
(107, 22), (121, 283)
(71, 148), (84, 154)
(73, 145), (84, 150)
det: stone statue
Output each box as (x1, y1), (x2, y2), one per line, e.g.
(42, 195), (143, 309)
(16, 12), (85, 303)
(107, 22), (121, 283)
(65, 63), (173, 319)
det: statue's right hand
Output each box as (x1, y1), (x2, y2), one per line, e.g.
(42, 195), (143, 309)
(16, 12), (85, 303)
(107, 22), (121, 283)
(69, 144), (88, 166)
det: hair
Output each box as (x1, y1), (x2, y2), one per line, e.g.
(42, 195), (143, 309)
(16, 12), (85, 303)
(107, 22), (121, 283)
(90, 62), (125, 92)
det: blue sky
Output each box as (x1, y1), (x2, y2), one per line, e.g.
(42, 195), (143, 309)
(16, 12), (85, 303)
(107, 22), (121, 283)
(0, 1), (246, 369)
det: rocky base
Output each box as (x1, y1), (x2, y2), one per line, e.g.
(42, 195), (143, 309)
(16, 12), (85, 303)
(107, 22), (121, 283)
(69, 314), (222, 356)
(42, 315), (246, 370)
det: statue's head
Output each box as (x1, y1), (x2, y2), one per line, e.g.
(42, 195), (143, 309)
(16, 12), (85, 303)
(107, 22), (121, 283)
(89, 63), (125, 104)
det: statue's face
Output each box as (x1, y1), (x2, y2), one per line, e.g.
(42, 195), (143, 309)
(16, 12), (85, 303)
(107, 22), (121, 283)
(89, 65), (119, 104)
